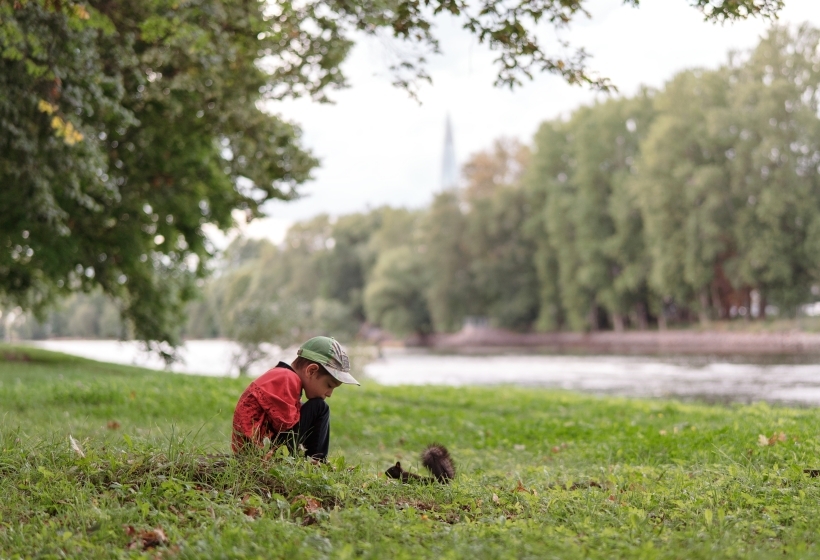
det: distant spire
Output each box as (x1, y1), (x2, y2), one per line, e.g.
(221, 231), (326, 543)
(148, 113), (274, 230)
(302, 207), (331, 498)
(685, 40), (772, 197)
(440, 114), (457, 190)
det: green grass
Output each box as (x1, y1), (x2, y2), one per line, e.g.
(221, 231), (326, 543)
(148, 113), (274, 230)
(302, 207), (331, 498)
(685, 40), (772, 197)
(2, 344), (820, 559)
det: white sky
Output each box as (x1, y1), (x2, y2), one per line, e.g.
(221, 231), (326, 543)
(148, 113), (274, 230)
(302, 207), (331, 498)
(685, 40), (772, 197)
(218, 0), (820, 247)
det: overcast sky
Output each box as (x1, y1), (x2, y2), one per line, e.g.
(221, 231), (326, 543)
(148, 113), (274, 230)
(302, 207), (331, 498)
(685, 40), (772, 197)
(220, 0), (820, 246)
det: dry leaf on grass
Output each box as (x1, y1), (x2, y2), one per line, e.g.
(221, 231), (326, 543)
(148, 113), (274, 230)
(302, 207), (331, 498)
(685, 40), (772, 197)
(758, 432), (787, 446)
(515, 481), (527, 493)
(292, 494), (323, 524)
(292, 495), (322, 514)
(243, 506), (261, 519)
(492, 493), (499, 504)
(107, 421), (121, 430)
(124, 526), (168, 550)
(68, 435), (85, 458)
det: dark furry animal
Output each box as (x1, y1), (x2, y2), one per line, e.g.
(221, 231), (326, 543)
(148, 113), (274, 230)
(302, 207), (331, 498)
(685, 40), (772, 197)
(385, 444), (455, 484)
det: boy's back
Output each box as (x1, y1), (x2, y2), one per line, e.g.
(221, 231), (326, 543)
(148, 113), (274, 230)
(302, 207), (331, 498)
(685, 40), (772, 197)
(232, 362), (302, 453)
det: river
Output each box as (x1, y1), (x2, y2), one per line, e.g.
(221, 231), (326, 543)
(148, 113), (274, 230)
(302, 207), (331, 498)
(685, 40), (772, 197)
(23, 339), (820, 406)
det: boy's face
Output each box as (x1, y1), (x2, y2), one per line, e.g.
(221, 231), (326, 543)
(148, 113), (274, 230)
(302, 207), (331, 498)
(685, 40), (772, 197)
(303, 364), (343, 400)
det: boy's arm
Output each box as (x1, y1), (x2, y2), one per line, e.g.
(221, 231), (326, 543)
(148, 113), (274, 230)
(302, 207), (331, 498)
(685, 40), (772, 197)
(257, 375), (302, 433)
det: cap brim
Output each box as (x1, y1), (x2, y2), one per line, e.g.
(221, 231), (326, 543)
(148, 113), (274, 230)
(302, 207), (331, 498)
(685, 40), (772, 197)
(325, 366), (360, 386)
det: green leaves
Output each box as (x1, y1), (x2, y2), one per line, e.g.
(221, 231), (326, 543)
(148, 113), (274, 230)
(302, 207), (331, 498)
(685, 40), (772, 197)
(0, 0), (317, 356)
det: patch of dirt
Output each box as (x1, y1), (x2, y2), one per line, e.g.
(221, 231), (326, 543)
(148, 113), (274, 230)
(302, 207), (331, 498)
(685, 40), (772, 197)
(2, 351), (31, 362)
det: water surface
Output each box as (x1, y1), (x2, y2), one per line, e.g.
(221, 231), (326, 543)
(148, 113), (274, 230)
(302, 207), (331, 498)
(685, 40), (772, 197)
(24, 340), (820, 406)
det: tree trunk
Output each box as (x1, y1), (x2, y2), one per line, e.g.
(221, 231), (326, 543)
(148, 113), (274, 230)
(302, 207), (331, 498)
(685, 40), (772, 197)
(612, 312), (625, 332)
(711, 280), (725, 319)
(699, 289), (710, 325)
(587, 305), (599, 332)
(635, 302), (649, 330)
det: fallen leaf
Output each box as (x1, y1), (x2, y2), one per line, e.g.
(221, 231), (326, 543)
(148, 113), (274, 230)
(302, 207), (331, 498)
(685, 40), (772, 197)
(243, 506), (261, 519)
(659, 430), (667, 436)
(69, 435), (85, 458)
(141, 528), (167, 549)
(515, 481), (527, 493)
(107, 421), (121, 430)
(125, 526), (168, 550)
(758, 432), (787, 446)
(513, 444), (526, 451)
(421, 514), (428, 520)
(292, 495), (322, 515)
(492, 493), (499, 504)
(551, 446), (561, 453)
(304, 498), (321, 514)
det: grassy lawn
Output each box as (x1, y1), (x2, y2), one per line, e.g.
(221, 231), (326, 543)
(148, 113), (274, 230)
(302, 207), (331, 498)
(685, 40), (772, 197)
(2, 345), (820, 559)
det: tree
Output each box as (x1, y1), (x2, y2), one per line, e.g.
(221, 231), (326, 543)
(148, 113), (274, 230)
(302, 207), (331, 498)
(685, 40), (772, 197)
(461, 139), (540, 330)
(631, 68), (734, 324)
(1, 0), (317, 359)
(526, 95), (655, 331)
(525, 121), (569, 331)
(422, 191), (474, 332)
(573, 94), (655, 331)
(364, 246), (433, 339)
(723, 25), (820, 315)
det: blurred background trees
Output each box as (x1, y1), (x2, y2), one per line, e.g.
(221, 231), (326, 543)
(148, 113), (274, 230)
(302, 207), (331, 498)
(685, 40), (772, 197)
(14, 25), (820, 342)
(5, 0), (817, 344)
(201, 24), (820, 340)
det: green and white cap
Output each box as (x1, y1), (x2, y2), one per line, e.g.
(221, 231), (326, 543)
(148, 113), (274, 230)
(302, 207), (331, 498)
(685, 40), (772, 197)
(297, 336), (359, 385)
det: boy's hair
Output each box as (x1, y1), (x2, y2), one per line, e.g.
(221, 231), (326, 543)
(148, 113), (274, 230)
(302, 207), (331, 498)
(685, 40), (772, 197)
(293, 356), (332, 377)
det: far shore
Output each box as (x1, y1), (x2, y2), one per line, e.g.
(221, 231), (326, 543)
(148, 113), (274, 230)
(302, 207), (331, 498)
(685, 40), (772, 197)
(421, 327), (820, 356)
(17, 325), (820, 359)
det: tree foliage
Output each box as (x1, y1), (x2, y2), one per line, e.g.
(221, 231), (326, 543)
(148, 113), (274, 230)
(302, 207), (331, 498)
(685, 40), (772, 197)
(1, 0), (320, 358)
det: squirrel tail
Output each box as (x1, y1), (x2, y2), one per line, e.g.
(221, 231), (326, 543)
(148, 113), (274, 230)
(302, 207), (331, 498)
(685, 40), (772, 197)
(421, 443), (455, 483)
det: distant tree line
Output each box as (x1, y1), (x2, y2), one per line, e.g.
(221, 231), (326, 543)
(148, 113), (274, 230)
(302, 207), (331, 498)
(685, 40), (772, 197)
(14, 25), (820, 342)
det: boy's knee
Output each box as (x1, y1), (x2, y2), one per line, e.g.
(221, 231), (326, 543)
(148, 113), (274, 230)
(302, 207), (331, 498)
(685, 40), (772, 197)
(303, 397), (329, 416)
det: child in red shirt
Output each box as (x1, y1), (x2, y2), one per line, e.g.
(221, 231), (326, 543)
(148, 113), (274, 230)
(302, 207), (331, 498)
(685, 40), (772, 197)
(232, 336), (359, 460)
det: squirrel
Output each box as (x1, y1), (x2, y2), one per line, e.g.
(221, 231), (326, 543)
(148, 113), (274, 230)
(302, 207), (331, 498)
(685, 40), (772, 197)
(385, 443), (455, 484)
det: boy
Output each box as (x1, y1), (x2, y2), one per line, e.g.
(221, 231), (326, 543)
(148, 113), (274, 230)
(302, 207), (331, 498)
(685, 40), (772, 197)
(232, 336), (359, 460)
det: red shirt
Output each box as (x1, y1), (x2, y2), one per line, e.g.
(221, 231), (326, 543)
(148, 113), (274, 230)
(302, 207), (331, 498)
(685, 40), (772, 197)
(232, 362), (302, 452)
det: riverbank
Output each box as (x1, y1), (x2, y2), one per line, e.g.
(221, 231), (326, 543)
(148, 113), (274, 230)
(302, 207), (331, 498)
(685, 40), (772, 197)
(3, 345), (820, 558)
(429, 327), (820, 356)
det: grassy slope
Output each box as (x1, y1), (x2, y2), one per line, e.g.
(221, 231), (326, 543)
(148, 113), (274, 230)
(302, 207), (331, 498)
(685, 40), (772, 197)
(2, 345), (820, 559)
